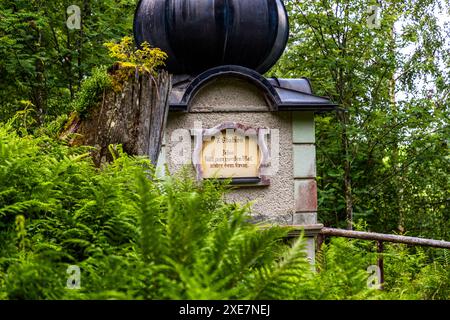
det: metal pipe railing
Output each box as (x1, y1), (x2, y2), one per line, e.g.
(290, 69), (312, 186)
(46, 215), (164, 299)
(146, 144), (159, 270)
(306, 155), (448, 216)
(319, 227), (450, 249)
(287, 225), (450, 288)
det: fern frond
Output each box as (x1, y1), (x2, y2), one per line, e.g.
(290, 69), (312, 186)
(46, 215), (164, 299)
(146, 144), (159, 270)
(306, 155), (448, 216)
(248, 235), (312, 300)
(0, 200), (51, 217)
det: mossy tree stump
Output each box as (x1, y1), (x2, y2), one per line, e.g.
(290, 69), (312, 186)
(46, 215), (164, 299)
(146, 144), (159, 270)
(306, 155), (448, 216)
(63, 68), (172, 166)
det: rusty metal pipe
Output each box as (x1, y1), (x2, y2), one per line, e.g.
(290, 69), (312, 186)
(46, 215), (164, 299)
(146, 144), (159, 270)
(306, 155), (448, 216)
(319, 227), (450, 249)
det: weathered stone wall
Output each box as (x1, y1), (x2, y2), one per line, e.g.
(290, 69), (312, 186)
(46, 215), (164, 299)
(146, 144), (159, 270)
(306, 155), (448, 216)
(190, 78), (270, 112)
(158, 74), (321, 265)
(161, 79), (295, 224)
(292, 112), (317, 225)
(291, 111), (318, 265)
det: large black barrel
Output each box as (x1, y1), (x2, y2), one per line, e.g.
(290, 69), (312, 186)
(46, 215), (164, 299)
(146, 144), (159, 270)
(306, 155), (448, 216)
(134, 0), (289, 75)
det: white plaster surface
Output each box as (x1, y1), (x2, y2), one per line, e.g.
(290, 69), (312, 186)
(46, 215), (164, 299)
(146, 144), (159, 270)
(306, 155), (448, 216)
(190, 78), (271, 112)
(166, 112), (294, 223)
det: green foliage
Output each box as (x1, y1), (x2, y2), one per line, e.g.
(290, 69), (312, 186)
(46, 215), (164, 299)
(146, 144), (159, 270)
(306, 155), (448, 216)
(104, 36), (167, 76)
(1, 123), (447, 300)
(272, 0), (449, 239)
(4, 257), (67, 300)
(315, 238), (450, 300)
(382, 245), (450, 299)
(0, 124), (308, 300)
(0, 0), (137, 122)
(71, 66), (112, 116)
(67, 36), (168, 117)
(314, 238), (380, 300)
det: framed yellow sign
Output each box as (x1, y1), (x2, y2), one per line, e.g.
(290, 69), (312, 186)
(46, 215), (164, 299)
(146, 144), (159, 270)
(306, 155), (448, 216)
(193, 122), (270, 186)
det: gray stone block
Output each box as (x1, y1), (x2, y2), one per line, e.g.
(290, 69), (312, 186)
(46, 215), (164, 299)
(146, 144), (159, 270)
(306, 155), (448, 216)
(293, 144), (316, 178)
(293, 212), (318, 225)
(292, 112), (315, 143)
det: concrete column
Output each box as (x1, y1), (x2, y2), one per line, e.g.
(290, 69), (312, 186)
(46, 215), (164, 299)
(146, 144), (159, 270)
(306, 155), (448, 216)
(292, 112), (320, 266)
(155, 134), (167, 179)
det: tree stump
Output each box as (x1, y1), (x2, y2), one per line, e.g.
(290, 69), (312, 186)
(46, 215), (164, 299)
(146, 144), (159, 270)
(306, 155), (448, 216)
(63, 69), (172, 166)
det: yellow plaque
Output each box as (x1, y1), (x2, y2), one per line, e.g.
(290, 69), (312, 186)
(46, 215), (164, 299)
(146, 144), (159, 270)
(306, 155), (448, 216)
(201, 129), (260, 179)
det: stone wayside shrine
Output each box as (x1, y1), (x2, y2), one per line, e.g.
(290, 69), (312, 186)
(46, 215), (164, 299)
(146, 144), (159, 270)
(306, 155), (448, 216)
(134, 0), (337, 263)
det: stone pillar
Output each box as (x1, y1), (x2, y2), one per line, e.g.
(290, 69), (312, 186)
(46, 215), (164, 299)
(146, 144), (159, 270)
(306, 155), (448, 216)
(292, 112), (322, 266)
(155, 134), (167, 179)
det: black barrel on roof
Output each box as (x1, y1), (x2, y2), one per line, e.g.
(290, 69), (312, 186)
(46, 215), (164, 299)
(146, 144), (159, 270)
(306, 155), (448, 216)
(134, 0), (289, 75)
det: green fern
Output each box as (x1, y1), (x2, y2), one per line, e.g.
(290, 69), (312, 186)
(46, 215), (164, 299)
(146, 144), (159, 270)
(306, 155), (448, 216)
(1, 122), (448, 300)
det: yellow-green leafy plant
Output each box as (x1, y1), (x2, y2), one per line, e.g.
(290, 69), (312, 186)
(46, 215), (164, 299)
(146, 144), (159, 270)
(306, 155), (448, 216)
(105, 36), (167, 75)
(104, 36), (168, 91)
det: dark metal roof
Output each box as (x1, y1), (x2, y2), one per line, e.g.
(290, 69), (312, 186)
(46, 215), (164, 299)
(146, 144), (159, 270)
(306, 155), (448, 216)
(134, 0), (289, 75)
(169, 65), (338, 112)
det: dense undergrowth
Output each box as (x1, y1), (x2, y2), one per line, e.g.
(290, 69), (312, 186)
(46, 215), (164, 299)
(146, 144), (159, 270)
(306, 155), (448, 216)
(0, 122), (448, 300)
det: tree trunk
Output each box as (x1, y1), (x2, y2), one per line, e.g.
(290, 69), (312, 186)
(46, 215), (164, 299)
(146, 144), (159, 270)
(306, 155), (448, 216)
(387, 23), (404, 234)
(63, 70), (172, 167)
(338, 109), (353, 230)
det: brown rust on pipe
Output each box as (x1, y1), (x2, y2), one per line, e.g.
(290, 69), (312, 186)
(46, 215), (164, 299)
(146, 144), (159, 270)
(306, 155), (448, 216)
(318, 227), (450, 249)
